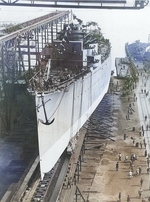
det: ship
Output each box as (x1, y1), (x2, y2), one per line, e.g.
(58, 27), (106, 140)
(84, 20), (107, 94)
(28, 16), (111, 179)
(125, 40), (150, 64)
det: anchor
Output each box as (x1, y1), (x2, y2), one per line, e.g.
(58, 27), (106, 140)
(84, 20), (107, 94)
(41, 95), (55, 125)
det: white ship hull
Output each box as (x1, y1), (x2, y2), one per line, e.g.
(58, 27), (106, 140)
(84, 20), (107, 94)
(36, 55), (111, 179)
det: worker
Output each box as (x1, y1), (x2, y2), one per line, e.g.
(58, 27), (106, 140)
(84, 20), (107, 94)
(119, 153), (121, 161)
(116, 162), (119, 171)
(129, 170), (133, 179)
(138, 188), (143, 199)
(140, 178), (144, 187)
(127, 195), (130, 202)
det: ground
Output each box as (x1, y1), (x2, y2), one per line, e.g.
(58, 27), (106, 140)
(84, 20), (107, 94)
(76, 76), (150, 202)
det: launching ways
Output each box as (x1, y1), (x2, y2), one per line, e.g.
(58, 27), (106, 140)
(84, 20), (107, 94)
(0, 0), (149, 9)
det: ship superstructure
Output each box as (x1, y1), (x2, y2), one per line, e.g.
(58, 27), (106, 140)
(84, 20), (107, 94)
(125, 40), (150, 63)
(28, 21), (111, 179)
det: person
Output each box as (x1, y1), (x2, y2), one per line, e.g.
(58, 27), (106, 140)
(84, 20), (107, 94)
(129, 160), (133, 168)
(116, 162), (119, 171)
(136, 142), (139, 147)
(142, 197), (145, 202)
(125, 155), (128, 162)
(143, 130), (144, 136)
(119, 192), (121, 201)
(148, 196), (150, 202)
(119, 153), (121, 161)
(127, 195), (130, 202)
(140, 177), (143, 187)
(139, 166), (142, 175)
(138, 188), (143, 199)
(146, 124), (149, 131)
(131, 154), (134, 162)
(147, 167), (150, 174)
(136, 167), (139, 175)
(129, 170), (133, 179)
(145, 149), (147, 157)
(133, 154), (136, 161)
(124, 133), (126, 140)
(67, 177), (72, 188)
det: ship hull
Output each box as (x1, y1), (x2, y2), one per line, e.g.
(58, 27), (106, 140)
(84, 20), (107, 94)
(36, 55), (111, 179)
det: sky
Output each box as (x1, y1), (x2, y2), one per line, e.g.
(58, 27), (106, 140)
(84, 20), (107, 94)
(1, 5), (150, 70)
(73, 7), (150, 69)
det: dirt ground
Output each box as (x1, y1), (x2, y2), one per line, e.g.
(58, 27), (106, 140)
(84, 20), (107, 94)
(76, 76), (150, 202)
